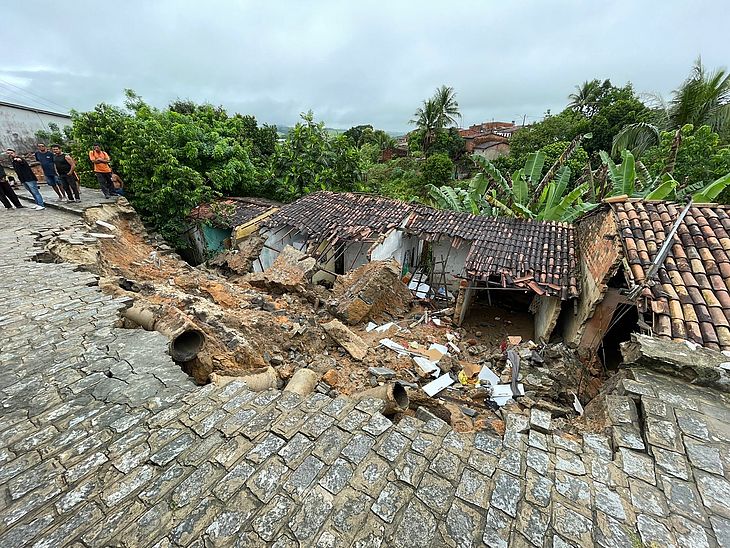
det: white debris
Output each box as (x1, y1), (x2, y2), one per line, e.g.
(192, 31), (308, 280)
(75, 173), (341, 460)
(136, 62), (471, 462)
(379, 338), (409, 355)
(88, 232), (115, 239)
(423, 374), (454, 396)
(447, 342), (461, 353)
(490, 383), (525, 407)
(95, 219), (117, 231)
(408, 279), (430, 299)
(413, 356), (440, 377)
(572, 392), (584, 415)
(478, 365), (500, 387)
(719, 362), (730, 371)
(684, 340), (699, 351)
(429, 343), (449, 356)
(375, 322), (396, 333)
(431, 318), (442, 326)
(365, 322), (378, 332)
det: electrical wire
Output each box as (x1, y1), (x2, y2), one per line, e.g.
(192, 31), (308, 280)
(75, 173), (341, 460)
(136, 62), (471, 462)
(0, 78), (71, 113)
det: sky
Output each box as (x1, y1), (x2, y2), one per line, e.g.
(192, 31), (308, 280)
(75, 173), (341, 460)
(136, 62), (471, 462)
(2, 0), (728, 133)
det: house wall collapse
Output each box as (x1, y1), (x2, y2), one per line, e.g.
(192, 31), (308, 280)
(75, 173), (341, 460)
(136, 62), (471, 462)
(563, 207), (624, 351)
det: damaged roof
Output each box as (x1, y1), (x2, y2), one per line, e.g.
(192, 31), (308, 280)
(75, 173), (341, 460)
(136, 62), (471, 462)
(265, 192), (578, 299)
(264, 191), (414, 248)
(463, 217), (578, 299)
(190, 197), (280, 228)
(612, 200), (730, 350)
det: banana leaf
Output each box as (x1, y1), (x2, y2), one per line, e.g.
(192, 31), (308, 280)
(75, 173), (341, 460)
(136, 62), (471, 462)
(524, 151), (545, 185)
(643, 173), (677, 200)
(512, 171), (529, 205)
(473, 156), (511, 194)
(693, 173), (730, 202)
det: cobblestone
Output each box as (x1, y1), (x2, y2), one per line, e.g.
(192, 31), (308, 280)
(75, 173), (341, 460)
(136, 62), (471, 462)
(1, 207), (729, 547)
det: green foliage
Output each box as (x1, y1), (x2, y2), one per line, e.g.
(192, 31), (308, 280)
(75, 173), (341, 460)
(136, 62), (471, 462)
(70, 91), (363, 245)
(364, 157), (423, 201)
(409, 85), (462, 156)
(421, 153), (454, 187)
(642, 125), (730, 193)
(343, 124), (396, 151)
(269, 111), (365, 201)
(34, 122), (73, 148)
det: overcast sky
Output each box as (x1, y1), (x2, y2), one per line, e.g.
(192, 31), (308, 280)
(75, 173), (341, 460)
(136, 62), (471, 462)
(2, 1), (728, 133)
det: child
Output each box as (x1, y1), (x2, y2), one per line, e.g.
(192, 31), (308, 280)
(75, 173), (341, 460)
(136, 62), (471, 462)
(111, 172), (125, 196)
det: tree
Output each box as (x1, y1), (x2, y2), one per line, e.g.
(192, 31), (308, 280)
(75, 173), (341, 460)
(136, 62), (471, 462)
(70, 91), (342, 246)
(568, 79), (603, 116)
(642, 124), (730, 191)
(35, 122), (73, 148)
(613, 58), (730, 156)
(421, 153), (454, 187)
(409, 85), (461, 155)
(269, 111), (365, 201)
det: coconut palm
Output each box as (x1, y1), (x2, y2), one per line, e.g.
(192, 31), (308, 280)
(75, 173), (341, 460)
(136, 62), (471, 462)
(568, 80), (602, 116)
(410, 85), (461, 153)
(613, 58), (730, 157)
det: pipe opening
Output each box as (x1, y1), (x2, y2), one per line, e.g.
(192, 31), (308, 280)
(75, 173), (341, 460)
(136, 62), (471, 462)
(391, 382), (409, 410)
(170, 329), (205, 362)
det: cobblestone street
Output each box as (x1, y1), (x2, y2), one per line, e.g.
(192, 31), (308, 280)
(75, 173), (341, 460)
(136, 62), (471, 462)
(1, 206), (729, 547)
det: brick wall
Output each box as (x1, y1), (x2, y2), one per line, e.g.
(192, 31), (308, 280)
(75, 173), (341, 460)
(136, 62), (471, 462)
(563, 208), (624, 347)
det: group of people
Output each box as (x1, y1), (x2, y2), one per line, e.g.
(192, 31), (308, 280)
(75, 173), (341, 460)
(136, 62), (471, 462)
(0, 143), (124, 211)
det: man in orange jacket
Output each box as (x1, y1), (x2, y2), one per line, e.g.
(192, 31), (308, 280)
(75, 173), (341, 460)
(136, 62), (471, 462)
(89, 143), (114, 199)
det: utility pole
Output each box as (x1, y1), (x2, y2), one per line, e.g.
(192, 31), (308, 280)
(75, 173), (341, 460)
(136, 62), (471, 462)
(521, 114), (527, 126)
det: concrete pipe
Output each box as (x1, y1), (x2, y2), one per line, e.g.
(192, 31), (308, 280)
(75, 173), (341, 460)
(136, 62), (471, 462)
(283, 368), (320, 396)
(355, 382), (409, 414)
(123, 303), (206, 362)
(209, 366), (278, 391)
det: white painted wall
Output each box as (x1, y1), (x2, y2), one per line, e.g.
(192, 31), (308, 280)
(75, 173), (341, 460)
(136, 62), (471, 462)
(254, 225), (306, 271)
(430, 237), (470, 291)
(0, 102), (72, 152)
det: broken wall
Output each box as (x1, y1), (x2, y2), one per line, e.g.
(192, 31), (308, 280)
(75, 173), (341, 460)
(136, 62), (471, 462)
(533, 295), (562, 342)
(430, 236), (470, 292)
(454, 280), (476, 325)
(563, 208), (623, 349)
(255, 225), (306, 272)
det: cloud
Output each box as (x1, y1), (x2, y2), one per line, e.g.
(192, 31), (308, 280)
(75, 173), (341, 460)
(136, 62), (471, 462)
(1, 0), (728, 132)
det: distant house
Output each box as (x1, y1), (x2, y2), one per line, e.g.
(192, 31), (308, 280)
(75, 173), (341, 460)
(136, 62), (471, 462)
(0, 101), (72, 152)
(459, 121), (520, 160)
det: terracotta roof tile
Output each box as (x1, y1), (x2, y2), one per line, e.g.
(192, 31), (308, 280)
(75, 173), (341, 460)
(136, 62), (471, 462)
(611, 200), (730, 351)
(267, 192), (578, 299)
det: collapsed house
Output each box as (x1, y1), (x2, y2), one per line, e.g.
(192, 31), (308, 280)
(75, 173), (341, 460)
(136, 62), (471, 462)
(186, 197), (280, 263)
(565, 198), (730, 362)
(226, 191), (578, 341)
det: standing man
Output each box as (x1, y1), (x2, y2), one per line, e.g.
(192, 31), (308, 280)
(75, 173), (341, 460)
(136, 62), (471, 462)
(6, 149), (44, 209)
(35, 143), (66, 201)
(0, 163), (24, 209)
(51, 144), (81, 202)
(89, 143), (114, 199)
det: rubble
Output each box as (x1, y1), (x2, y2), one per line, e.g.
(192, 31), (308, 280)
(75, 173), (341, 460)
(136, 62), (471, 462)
(331, 259), (412, 324)
(321, 319), (369, 360)
(246, 245), (317, 292)
(41, 200), (612, 433)
(621, 333), (730, 393)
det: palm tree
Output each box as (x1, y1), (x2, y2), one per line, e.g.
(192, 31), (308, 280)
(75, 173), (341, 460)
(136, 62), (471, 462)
(613, 58), (730, 157)
(568, 80), (602, 116)
(410, 85), (461, 153)
(432, 85), (461, 128)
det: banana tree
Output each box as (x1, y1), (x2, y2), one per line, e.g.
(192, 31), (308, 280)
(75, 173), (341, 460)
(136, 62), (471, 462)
(598, 148), (730, 201)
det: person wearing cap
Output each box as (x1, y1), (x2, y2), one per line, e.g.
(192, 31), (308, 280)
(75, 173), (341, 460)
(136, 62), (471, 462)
(35, 143), (66, 201)
(89, 143), (114, 199)
(5, 149), (44, 209)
